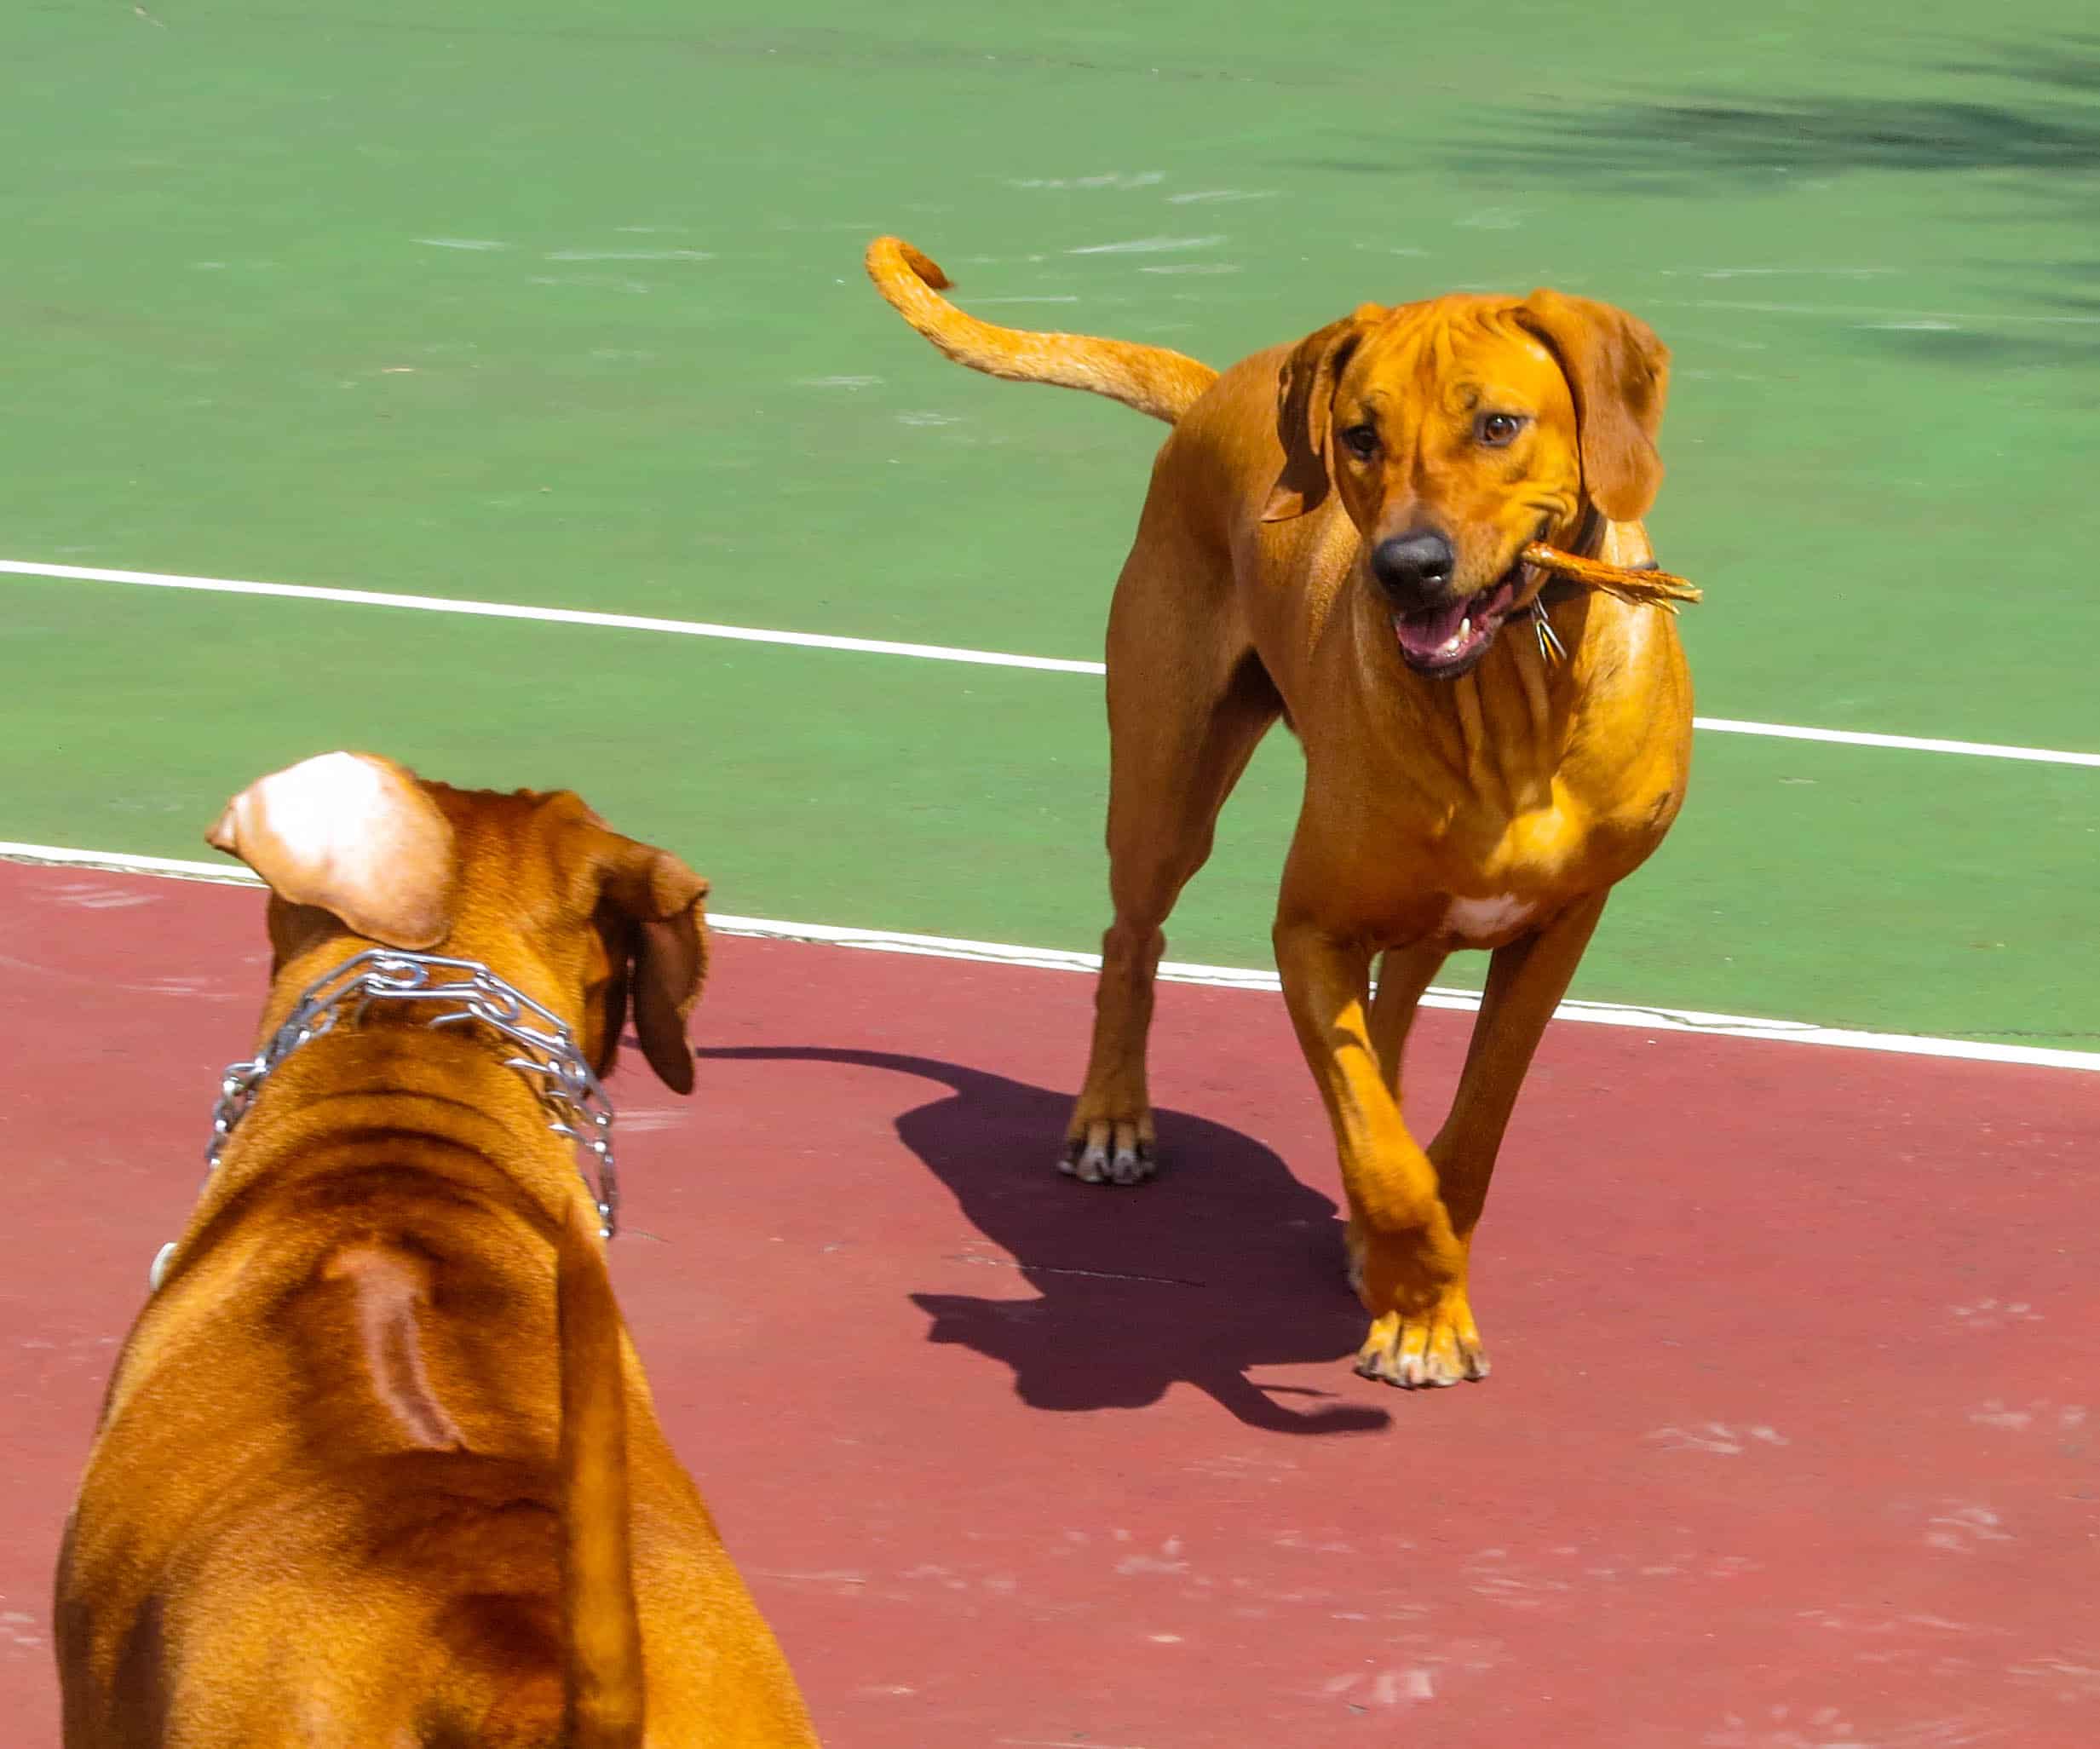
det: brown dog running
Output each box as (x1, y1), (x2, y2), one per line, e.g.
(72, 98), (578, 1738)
(55, 753), (820, 1746)
(866, 238), (1694, 1390)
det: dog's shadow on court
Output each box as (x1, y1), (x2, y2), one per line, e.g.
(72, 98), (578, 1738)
(698, 1046), (1389, 1435)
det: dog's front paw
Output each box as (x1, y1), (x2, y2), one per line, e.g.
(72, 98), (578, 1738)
(1355, 1297), (1489, 1389)
(1348, 1224), (1487, 1388)
(1060, 1111), (1156, 1186)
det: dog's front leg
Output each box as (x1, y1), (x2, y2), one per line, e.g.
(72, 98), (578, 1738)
(1274, 916), (1482, 1389)
(1429, 889), (1609, 1244)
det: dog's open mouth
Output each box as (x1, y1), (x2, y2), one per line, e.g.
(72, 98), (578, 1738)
(1392, 560), (1532, 679)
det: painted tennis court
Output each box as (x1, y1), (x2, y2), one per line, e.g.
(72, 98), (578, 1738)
(3, 3), (2095, 1744)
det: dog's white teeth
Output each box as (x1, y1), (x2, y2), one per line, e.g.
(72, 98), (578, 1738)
(1438, 617), (1471, 656)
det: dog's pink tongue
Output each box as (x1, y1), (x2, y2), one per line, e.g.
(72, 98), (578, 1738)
(1396, 596), (1469, 658)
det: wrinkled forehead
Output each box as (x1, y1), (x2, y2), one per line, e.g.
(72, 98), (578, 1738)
(430, 783), (601, 882)
(1340, 297), (1573, 419)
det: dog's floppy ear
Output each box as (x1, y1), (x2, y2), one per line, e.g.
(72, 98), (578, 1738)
(591, 837), (710, 1095)
(206, 751), (456, 949)
(1515, 289), (1671, 522)
(1260, 305), (1381, 522)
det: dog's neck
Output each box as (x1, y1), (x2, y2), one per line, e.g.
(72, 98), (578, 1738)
(150, 946), (616, 1297)
(222, 946), (613, 1211)
(216, 1022), (578, 1188)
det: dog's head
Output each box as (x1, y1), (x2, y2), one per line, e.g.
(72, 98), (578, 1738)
(1262, 289), (1670, 679)
(207, 751), (709, 1093)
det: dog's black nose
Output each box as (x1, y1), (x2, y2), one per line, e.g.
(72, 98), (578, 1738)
(1371, 531), (1455, 598)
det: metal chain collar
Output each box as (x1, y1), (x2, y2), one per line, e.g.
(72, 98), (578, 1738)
(1528, 503), (1604, 669)
(205, 948), (619, 1238)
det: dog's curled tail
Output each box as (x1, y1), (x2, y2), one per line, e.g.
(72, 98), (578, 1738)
(865, 235), (1219, 424)
(556, 1199), (644, 1749)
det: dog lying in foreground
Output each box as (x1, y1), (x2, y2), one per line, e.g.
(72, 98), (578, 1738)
(55, 752), (820, 1746)
(867, 237), (1694, 1389)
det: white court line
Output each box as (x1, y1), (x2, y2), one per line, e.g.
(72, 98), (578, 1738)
(4, 837), (2095, 1074)
(5, 556), (2097, 768)
(0, 558), (1104, 676)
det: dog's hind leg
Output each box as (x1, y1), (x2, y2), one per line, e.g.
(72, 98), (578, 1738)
(1063, 523), (1279, 1185)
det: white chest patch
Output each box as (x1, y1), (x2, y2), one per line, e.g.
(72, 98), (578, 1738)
(1441, 894), (1535, 943)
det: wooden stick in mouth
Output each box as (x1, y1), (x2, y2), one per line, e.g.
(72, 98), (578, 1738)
(1522, 543), (1703, 613)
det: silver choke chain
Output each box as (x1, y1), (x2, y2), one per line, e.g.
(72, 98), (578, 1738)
(206, 949), (619, 1238)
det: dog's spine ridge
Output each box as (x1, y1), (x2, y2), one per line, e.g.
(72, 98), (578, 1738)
(866, 235), (1219, 424)
(556, 1200), (645, 1749)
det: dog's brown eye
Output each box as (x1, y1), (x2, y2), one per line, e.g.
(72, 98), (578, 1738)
(1477, 412), (1526, 447)
(1340, 423), (1380, 461)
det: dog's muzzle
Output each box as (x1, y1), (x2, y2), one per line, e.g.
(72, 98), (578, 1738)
(1380, 557), (1539, 680)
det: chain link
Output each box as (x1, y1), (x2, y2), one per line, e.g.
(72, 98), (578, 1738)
(205, 950), (620, 1238)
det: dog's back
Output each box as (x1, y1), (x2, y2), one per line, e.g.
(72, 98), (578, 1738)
(57, 1065), (722, 1748)
(55, 755), (819, 1748)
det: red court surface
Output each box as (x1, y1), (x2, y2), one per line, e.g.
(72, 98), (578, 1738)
(3, 859), (2096, 1746)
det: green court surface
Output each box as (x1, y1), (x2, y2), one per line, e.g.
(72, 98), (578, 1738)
(4, 1), (2097, 1046)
